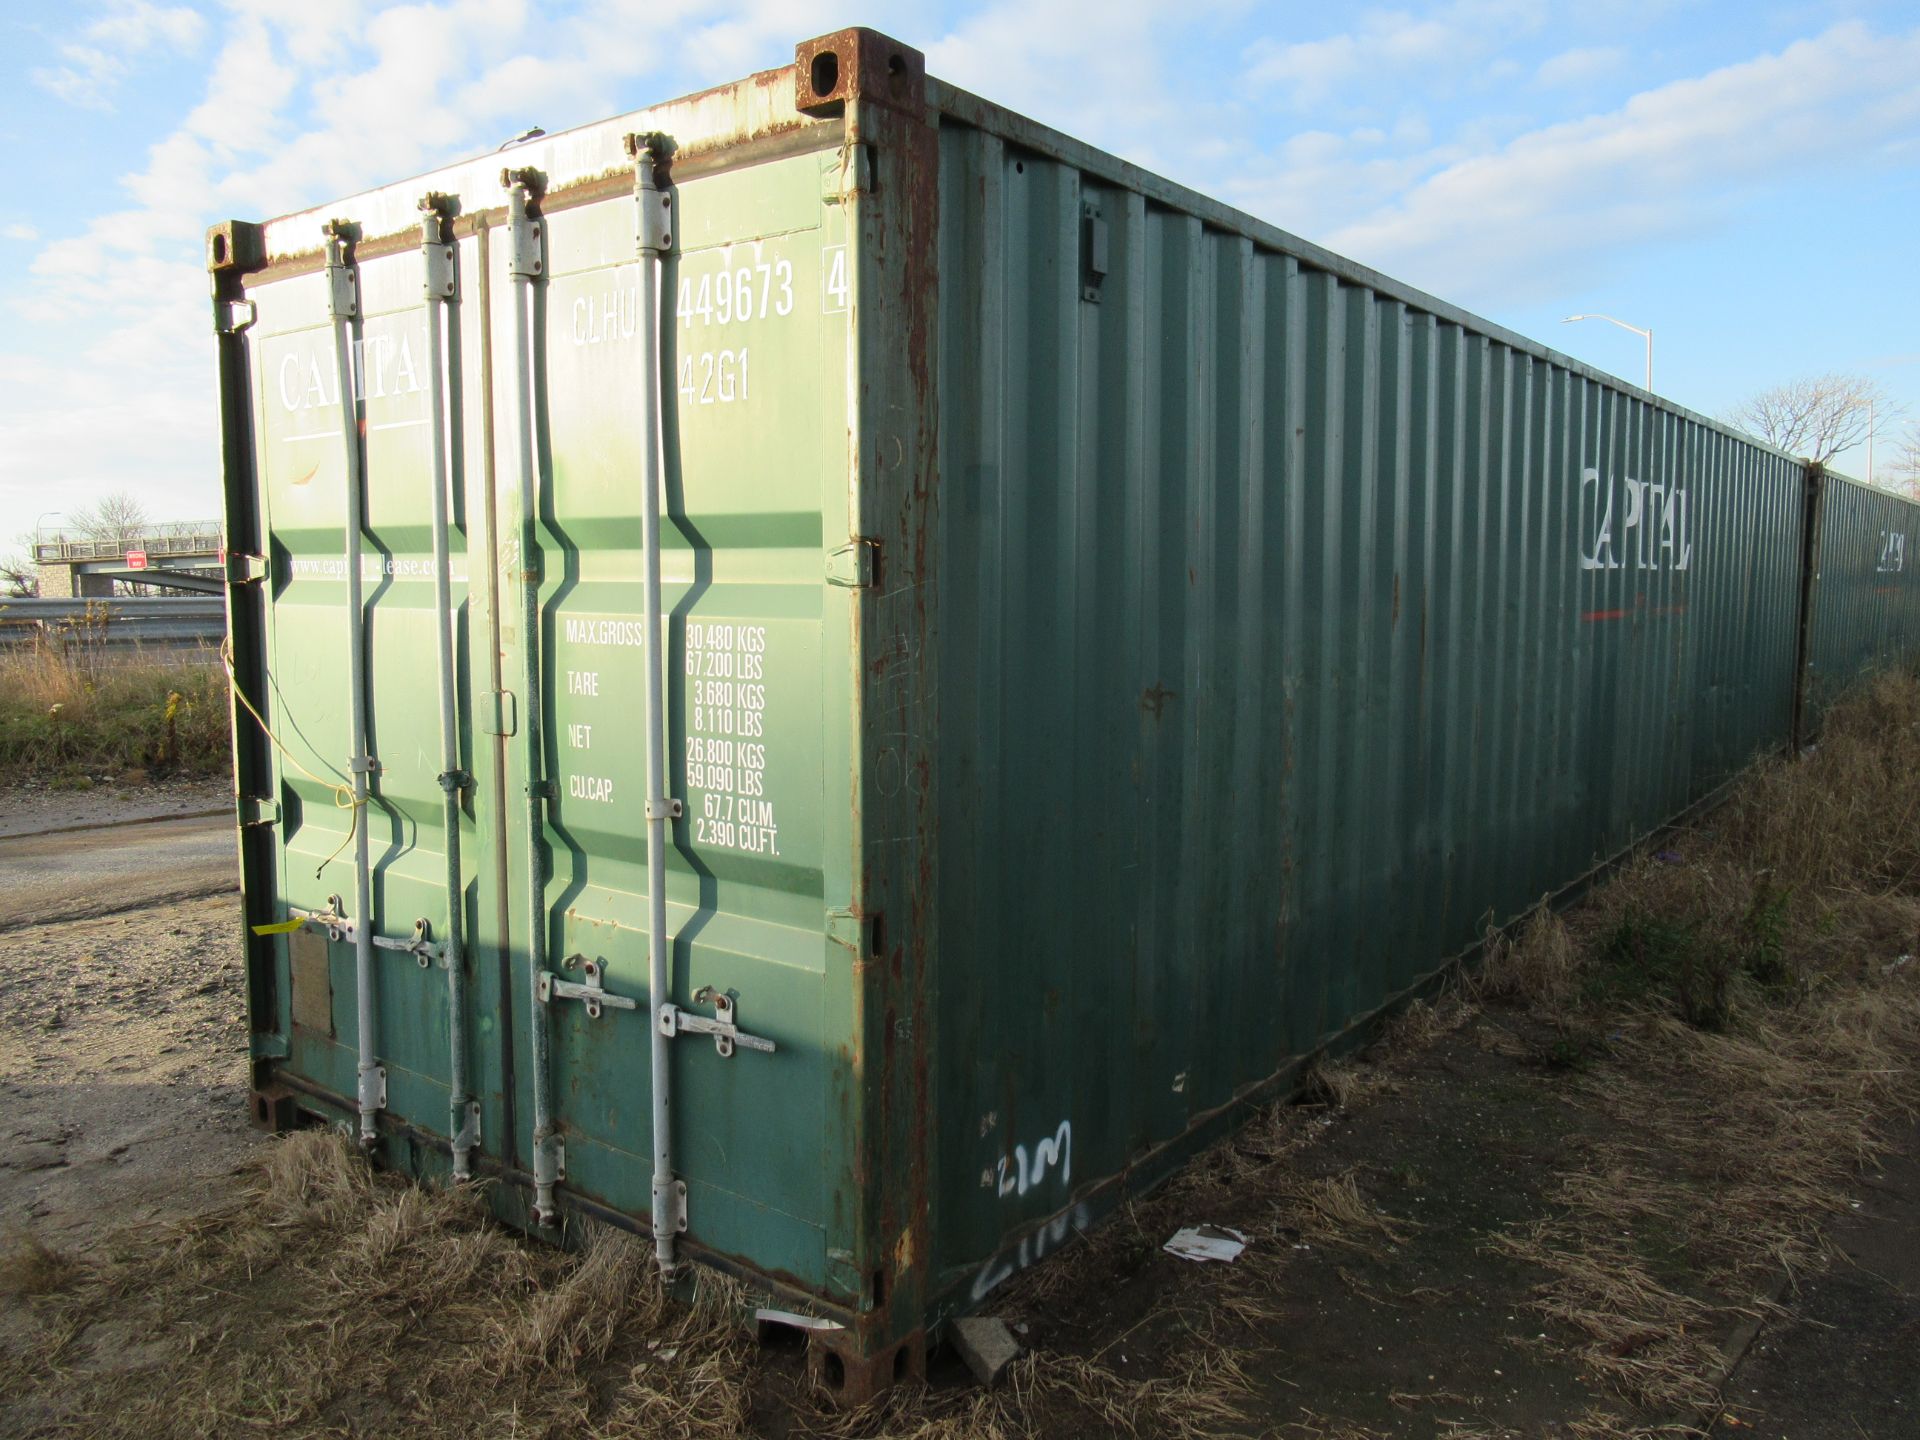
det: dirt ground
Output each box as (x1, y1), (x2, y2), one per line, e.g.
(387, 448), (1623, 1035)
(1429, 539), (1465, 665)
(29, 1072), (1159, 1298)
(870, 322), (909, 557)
(0, 889), (255, 1250)
(0, 778), (230, 840)
(1717, 1117), (1920, 1438)
(0, 783), (247, 1257)
(1, 767), (1917, 1438)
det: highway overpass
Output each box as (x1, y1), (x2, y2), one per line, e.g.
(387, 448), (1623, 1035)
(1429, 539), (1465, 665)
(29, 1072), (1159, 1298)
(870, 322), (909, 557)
(34, 529), (224, 597)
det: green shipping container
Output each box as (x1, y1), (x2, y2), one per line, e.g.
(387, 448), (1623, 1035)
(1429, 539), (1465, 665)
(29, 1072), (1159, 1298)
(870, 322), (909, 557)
(1802, 469), (1920, 725)
(210, 28), (1920, 1395)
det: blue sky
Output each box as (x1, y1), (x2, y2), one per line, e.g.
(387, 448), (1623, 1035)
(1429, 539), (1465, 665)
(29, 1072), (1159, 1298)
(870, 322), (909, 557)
(2, 0), (1917, 548)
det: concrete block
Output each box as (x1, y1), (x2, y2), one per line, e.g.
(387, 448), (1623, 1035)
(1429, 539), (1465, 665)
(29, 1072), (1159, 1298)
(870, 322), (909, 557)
(950, 1315), (1021, 1388)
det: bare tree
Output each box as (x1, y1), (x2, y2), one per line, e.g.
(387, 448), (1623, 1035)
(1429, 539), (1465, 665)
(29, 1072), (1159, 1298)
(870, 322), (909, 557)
(1, 551), (36, 597)
(156, 518), (220, 540)
(67, 491), (152, 548)
(1730, 373), (1897, 464)
(1886, 422), (1920, 501)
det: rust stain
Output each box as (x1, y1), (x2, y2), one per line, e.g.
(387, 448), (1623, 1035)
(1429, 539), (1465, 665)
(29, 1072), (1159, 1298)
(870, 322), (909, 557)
(1140, 682), (1177, 719)
(221, 65), (822, 281)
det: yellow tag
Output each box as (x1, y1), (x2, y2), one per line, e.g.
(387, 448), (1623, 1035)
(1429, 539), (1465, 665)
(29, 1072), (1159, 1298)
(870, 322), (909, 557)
(251, 918), (308, 936)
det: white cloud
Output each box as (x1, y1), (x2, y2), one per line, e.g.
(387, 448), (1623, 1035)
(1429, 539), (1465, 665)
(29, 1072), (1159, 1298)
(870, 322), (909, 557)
(32, 53), (125, 113)
(1244, 1), (1547, 112)
(928, 0), (1243, 173)
(90, 2), (206, 53)
(1246, 18), (1451, 103)
(183, 15), (298, 157)
(2, 224), (39, 242)
(1324, 21), (1920, 301)
(1533, 45), (1625, 90)
(0, 0), (937, 535)
(9, 3), (1918, 538)
(31, 2), (206, 111)
(1221, 125), (1465, 245)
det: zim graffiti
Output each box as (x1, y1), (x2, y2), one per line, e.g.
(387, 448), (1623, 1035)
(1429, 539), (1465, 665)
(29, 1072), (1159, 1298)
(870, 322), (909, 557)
(985, 1119), (1071, 1199)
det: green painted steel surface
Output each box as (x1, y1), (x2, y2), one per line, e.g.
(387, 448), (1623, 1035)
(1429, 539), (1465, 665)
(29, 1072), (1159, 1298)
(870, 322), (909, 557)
(211, 30), (1920, 1371)
(225, 90), (866, 1301)
(1805, 472), (1920, 719)
(925, 107), (1815, 1313)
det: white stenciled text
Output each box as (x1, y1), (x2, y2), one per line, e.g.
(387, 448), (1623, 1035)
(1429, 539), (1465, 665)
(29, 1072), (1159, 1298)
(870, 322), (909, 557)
(1579, 467), (1694, 572)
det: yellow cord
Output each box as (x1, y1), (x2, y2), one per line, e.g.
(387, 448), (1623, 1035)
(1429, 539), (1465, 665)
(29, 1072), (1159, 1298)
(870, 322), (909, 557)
(220, 639), (364, 879)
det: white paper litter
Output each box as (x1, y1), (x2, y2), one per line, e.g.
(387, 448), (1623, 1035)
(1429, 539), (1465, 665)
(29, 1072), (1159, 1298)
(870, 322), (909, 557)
(1163, 1224), (1249, 1263)
(754, 1306), (845, 1332)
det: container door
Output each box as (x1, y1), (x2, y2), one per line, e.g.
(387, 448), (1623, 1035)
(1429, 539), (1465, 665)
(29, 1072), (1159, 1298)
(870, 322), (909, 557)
(488, 147), (855, 1293)
(243, 249), (484, 1158)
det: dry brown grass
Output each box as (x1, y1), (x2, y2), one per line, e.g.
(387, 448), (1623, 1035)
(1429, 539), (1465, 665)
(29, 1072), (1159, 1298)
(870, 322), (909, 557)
(1376, 993), (1478, 1051)
(1269, 1172), (1411, 1250)
(0, 1127), (1269, 1440)
(792, 1344), (1258, 1440)
(0, 1130), (756, 1440)
(1473, 906), (1579, 1008)
(1728, 673), (1920, 899)
(0, 642), (228, 781)
(0, 1233), (81, 1298)
(1473, 668), (1920, 1422)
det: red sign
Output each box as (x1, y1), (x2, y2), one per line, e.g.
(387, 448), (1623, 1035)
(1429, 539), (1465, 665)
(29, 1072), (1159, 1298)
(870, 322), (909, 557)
(125, 549), (148, 571)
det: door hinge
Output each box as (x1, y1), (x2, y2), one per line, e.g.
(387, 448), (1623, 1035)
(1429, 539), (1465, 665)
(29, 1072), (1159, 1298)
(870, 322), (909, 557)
(214, 298), (257, 335)
(627, 133), (673, 255)
(238, 795), (280, 827)
(419, 196), (458, 299)
(826, 539), (877, 589)
(821, 142), (874, 203)
(826, 906), (876, 957)
(323, 225), (358, 321)
(481, 690), (518, 736)
(502, 170), (545, 279)
(226, 551), (267, 583)
(1081, 198), (1109, 303)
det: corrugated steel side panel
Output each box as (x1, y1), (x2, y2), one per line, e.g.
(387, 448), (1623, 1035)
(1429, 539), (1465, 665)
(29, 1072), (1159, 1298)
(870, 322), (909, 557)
(1805, 474), (1920, 718)
(927, 113), (1809, 1309)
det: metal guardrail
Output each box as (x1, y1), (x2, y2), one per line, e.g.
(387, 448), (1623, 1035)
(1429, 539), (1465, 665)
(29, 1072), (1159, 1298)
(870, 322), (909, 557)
(31, 531), (224, 563)
(0, 596), (227, 661)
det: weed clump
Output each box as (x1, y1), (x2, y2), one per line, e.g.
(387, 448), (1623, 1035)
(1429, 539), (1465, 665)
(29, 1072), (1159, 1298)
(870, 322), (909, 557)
(1590, 887), (1795, 1031)
(0, 1233), (83, 1298)
(0, 644), (227, 783)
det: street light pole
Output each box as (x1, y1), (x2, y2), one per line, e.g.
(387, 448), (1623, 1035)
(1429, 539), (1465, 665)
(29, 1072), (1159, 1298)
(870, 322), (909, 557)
(1867, 399), (1874, 487)
(34, 511), (65, 545)
(1562, 313), (1653, 392)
